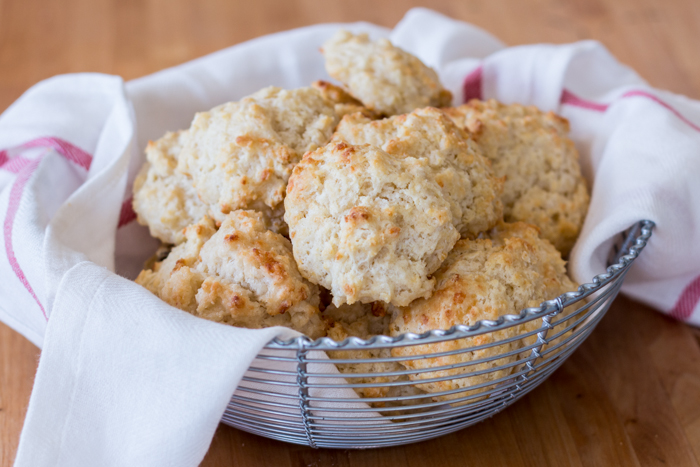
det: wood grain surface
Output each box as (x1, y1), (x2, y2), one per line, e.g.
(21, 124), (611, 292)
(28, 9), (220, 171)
(1, 0), (700, 465)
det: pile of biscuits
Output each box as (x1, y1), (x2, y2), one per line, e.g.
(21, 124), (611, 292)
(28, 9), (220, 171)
(133, 30), (589, 404)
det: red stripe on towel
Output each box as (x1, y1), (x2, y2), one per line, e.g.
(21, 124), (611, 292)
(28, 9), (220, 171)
(21, 137), (92, 170)
(2, 137), (93, 321)
(1, 156), (33, 174)
(462, 66), (483, 102)
(4, 159), (48, 320)
(462, 67), (700, 134)
(620, 90), (700, 132)
(670, 276), (700, 321)
(561, 89), (700, 133)
(1, 137), (93, 173)
(118, 198), (137, 228)
(560, 89), (609, 112)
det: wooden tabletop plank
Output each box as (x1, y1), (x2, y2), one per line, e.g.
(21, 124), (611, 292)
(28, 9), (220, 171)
(2, 0), (700, 465)
(583, 300), (699, 467)
(505, 375), (583, 467)
(648, 310), (700, 463)
(0, 322), (40, 466)
(538, 340), (641, 467)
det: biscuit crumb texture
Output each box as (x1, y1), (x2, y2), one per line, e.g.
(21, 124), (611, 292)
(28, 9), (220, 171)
(322, 31), (452, 116)
(445, 100), (589, 254)
(285, 141), (460, 307)
(334, 107), (503, 238)
(390, 222), (577, 401)
(135, 211), (325, 338)
(132, 131), (209, 244)
(176, 86), (342, 227)
(311, 80), (376, 120)
(325, 302), (399, 400)
(324, 302), (428, 406)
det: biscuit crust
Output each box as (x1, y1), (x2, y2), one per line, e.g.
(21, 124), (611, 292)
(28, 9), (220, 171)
(324, 302), (400, 400)
(334, 107), (504, 238)
(322, 30), (452, 116)
(444, 100), (589, 255)
(136, 211), (325, 337)
(389, 222), (577, 401)
(323, 302), (429, 407)
(311, 80), (376, 119)
(132, 131), (209, 245)
(285, 141), (460, 307)
(177, 86), (342, 226)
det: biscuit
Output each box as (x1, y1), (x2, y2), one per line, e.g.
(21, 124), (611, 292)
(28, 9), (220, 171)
(284, 141), (460, 307)
(322, 30), (452, 116)
(135, 211), (325, 338)
(324, 302), (429, 408)
(132, 131), (209, 245)
(324, 302), (400, 401)
(135, 215), (216, 312)
(389, 222), (578, 402)
(444, 100), (589, 255)
(177, 86), (342, 228)
(333, 107), (503, 238)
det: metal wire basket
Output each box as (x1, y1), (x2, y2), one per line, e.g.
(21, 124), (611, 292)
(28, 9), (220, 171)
(221, 220), (654, 448)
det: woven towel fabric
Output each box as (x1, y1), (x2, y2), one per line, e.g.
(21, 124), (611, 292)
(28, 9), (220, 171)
(1, 8), (699, 466)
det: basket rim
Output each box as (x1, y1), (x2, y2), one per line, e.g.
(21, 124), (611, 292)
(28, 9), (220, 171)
(266, 219), (654, 351)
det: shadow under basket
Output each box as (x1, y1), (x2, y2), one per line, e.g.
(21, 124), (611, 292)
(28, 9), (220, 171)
(221, 220), (655, 449)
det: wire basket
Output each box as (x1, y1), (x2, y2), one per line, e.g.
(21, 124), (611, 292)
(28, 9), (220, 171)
(221, 220), (654, 449)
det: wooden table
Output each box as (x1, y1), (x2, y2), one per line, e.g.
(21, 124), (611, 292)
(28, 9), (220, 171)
(1, 0), (700, 465)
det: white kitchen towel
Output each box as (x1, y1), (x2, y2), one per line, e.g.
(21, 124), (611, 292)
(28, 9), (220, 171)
(2, 7), (699, 466)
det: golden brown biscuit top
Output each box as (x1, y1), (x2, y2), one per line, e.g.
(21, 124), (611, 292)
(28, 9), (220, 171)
(135, 212), (325, 338)
(198, 210), (313, 315)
